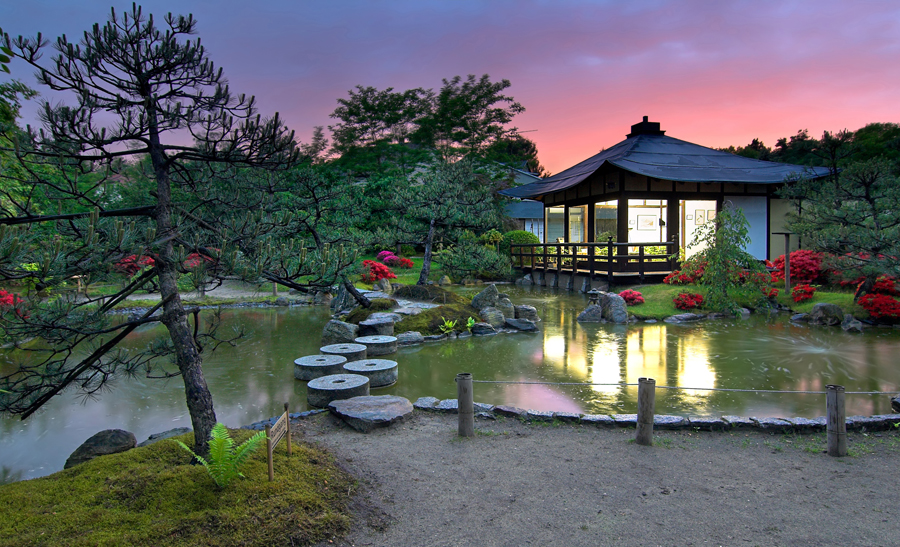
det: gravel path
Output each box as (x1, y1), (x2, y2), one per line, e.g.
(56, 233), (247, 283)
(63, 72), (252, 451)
(299, 411), (900, 547)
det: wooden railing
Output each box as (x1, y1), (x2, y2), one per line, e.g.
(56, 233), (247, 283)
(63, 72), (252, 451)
(510, 240), (679, 283)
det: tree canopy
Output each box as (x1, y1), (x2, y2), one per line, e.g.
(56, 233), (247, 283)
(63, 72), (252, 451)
(0, 6), (358, 454)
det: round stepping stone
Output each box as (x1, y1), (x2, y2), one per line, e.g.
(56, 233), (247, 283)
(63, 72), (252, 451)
(307, 374), (370, 408)
(320, 343), (367, 362)
(343, 359), (398, 387)
(294, 354), (347, 381)
(358, 317), (395, 337)
(354, 335), (398, 356)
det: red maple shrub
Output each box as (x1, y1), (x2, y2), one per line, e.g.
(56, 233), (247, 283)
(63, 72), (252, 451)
(114, 254), (155, 277)
(618, 289), (644, 306)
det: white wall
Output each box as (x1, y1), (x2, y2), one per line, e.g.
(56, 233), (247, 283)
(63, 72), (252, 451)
(726, 196), (768, 259)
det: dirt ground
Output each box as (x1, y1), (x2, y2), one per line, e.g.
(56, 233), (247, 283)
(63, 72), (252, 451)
(298, 411), (900, 547)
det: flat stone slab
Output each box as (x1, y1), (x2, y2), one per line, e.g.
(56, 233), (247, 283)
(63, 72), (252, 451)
(612, 414), (638, 427)
(320, 343), (368, 362)
(307, 374), (370, 408)
(367, 312), (404, 323)
(435, 399), (459, 413)
(343, 359), (398, 387)
(294, 354), (348, 381)
(137, 427), (191, 447)
(393, 307), (423, 316)
(687, 416), (728, 431)
(654, 415), (690, 430)
(328, 395), (414, 433)
(553, 412), (582, 423)
(751, 417), (794, 432)
(722, 415), (756, 430)
(525, 410), (555, 422)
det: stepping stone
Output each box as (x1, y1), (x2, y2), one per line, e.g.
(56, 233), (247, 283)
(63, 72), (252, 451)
(294, 354), (348, 381)
(320, 343), (367, 362)
(343, 359), (399, 387)
(354, 335), (398, 356)
(328, 395), (414, 433)
(307, 374), (370, 408)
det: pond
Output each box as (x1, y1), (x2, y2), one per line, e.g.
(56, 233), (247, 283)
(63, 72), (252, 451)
(3, 286), (900, 481)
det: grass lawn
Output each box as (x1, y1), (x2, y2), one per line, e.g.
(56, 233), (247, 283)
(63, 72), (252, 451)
(617, 282), (867, 321)
(0, 429), (353, 547)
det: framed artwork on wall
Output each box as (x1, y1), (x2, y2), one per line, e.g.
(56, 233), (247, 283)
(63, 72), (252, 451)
(686, 214), (693, 220)
(694, 210), (706, 225)
(636, 215), (656, 231)
(708, 209), (717, 220)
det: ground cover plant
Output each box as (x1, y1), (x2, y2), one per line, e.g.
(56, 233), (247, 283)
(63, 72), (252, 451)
(0, 430), (354, 547)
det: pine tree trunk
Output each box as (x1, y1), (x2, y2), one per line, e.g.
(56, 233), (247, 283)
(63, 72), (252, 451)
(417, 218), (436, 285)
(149, 120), (217, 456)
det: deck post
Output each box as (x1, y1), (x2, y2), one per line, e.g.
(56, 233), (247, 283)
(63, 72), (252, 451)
(606, 238), (614, 285)
(636, 377), (656, 446)
(638, 245), (645, 283)
(826, 384), (847, 457)
(457, 373), (474, 437)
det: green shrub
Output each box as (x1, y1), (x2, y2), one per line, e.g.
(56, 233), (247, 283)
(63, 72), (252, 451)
(435, 243), (513, 281)
(499, 230), (540, 256)
(399, 244), (416, 256)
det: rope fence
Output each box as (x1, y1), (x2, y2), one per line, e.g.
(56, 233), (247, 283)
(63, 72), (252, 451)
(459, 373), (900, 457)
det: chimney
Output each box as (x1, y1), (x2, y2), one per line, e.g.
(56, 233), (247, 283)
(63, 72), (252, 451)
(627, 116), (665, 137)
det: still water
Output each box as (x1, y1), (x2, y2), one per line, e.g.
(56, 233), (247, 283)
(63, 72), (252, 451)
(3, 286), (900, 481)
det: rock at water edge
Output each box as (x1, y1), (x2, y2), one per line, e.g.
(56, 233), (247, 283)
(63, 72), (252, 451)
(137, 427), (192, 447)
(65, 429), (136, 469)
(321, 320), (360, 346)
(471, 284), (499, 311)
(479, 306), (506, 328)
(577, 304), (604, 322)
(809, 303), (844, 326)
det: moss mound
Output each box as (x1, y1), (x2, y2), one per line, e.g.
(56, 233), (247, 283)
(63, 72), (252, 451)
(394, 302), (478, 335)
(345, 297), (398, 323)
(392, 284), (468, 305)
(0, 429), (354, 547)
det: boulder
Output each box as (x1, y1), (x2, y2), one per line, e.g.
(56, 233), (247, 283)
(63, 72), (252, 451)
(396, 331), (425, 345)
(471, 322), (496, 336)
(375, 278), (393, 295)
(505, 318), (538, 332)
(359, 317), (395, 336)
(438, 275), (452, 286)
(599, 292), (629, 324)
(841, 314), (864, 333)
(576, 304), (605, 322)
(321, 319), (360, 345)
(274, 296), (290, 307)
(471, 284), (500, 311)
(328, 395), (413, 433)
(137, 427), (192, 448)
(65, 429), (136, 469)
(329, 284), (354, 312)
(313, 290), (333, 306)
(519, 274), (534, 286)
(514, 305), (540, 322)
(791, 313), (810, 322)
(809, 303), (844, 326)
(496, 297), (516, 320)
(479, 306), (506, 328)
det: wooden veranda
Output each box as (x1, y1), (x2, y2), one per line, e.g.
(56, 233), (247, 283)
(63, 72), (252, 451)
(510, 240), (678, 286)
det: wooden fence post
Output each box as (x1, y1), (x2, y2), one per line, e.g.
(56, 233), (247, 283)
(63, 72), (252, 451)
(827, 384), (847, 457)
(636, 377), (656, 446)
(265, 424), (274, 481)
(457, 373), (474, 437)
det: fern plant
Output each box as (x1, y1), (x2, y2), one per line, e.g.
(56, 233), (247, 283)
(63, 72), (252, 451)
(175, 423), (267, 488)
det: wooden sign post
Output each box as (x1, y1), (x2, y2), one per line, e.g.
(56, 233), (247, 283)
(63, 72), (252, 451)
(265, 402), (292, 481)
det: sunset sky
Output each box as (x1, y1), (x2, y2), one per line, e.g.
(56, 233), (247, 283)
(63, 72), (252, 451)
(2, 0), (898, 174)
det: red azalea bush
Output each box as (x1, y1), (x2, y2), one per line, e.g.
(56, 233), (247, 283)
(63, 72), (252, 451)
(663, 271), (694, 285)
(618, 289), (644, 306)
(361, 260), (397, 283)
(663, 259), (706, 285)
(761, 286), (779, 299)
(859, 293), (900, 320)
(114, 254), (155, 277)
(673, 293), (703, 310)
(184, 251), (217, 269)
(770, 250), (823, 284)
(0, 289), (26, 318)
(873, 275), (898, 296)
(791, 284), (816, 303)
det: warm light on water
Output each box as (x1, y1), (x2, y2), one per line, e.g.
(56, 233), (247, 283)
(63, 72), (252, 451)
(3, 286), (900, 481)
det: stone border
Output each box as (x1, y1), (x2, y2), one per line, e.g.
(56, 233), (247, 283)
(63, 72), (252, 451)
(411, 397), (900, 433)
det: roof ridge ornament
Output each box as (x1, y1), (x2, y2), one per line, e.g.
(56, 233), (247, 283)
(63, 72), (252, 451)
(627, 116), (665, 137)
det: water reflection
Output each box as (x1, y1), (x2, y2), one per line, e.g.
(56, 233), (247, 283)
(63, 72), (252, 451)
(3, 287), (900, 481)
